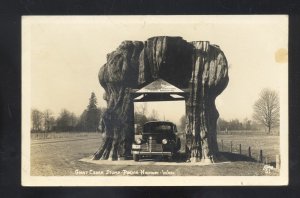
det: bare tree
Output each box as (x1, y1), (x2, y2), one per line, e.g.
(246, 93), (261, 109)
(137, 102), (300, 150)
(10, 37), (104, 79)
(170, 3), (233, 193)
(70, 112), (79, 130)
(31, 109), (43, 132)
(149, 109), (159, 121)
(135, 103), (148, 115)
(253, 88), (280, 134)
(43, 109), (55, 132)
(56, 109), (73, 131)
(140, 103), (147, 115)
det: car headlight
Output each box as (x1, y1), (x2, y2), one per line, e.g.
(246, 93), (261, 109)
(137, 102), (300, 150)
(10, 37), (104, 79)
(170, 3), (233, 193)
(162, 139), (168, 144)
(136, 138), (142, 144)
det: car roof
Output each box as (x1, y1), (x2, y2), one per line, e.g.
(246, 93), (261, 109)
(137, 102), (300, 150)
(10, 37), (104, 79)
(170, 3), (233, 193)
(144, 121), (175, 125)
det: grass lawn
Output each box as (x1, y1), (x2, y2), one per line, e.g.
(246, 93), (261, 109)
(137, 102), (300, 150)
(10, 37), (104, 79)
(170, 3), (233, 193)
(30, 132), (280, 176)
(217, 133), (280, 163)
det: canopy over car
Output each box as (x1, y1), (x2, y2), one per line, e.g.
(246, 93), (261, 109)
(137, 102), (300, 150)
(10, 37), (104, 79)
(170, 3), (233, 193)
(131, 79), (188, 102)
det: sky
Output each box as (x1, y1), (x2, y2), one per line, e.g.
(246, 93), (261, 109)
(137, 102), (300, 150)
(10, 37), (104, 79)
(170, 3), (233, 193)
(24, 15), (288, 121)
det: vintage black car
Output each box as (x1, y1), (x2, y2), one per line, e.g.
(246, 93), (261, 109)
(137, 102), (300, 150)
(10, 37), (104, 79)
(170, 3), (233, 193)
(131, 121), (181, 161)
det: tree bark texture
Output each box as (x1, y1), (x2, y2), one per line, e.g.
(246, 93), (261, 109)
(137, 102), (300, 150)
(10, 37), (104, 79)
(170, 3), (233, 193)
(93, 37), (228, 162)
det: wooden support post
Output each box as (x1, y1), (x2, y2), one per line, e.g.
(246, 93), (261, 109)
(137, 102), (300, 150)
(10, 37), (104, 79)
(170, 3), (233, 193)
(239, 144), (242, 155)
(276, 155), (280, 169)
(230, 141), (233, 153)
(259, 150), (263, 163)
(221, 140), (223, 151)
(248, 146), (251, 158)
(265, 157), (268, 165)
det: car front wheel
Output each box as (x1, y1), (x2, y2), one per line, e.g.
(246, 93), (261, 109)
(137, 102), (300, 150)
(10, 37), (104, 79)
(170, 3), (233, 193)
(133, 154), (140, 162)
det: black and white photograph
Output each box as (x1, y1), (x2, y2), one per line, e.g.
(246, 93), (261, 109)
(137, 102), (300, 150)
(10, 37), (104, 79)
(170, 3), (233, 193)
(21, 15), (288, 186)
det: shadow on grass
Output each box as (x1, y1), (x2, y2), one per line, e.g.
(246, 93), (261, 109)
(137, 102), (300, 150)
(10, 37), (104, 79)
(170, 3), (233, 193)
(125, 152), (259, 163)
(124, 153), (188, 163)
(217, 152), (256, 162)
(269, 161), (276, 167)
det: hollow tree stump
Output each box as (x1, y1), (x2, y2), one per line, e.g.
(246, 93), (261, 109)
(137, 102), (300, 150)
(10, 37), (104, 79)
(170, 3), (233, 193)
(92, 36), (229, 162)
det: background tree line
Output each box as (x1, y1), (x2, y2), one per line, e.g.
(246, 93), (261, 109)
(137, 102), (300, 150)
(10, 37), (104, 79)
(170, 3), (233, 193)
(32, 88), (279, 134)
(217, 118), (260, 131)
(178, 88), (280, 134)
(217, 88), (279, 133)
(31, 92), (103, 133)
(176, 116), (260, 133)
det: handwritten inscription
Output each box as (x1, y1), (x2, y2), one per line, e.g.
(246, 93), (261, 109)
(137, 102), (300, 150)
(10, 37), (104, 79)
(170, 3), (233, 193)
(75, 169), (175, 176)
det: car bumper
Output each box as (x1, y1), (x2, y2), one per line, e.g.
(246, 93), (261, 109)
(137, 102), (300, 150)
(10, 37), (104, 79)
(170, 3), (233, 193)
(131, 150), (172, 156)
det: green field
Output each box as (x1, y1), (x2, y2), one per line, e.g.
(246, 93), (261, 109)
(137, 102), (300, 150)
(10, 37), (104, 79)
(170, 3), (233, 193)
(30, 132), (280, 176)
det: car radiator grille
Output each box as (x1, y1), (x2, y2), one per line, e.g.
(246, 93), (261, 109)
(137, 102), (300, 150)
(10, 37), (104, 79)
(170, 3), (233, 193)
(140, 140), (163, 152)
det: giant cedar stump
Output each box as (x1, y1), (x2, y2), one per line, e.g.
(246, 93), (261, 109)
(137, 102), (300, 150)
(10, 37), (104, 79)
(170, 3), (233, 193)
(92, 36), (229, 162)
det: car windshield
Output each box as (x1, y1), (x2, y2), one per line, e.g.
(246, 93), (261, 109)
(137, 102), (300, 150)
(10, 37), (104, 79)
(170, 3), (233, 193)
(143, 122), (173, 134)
